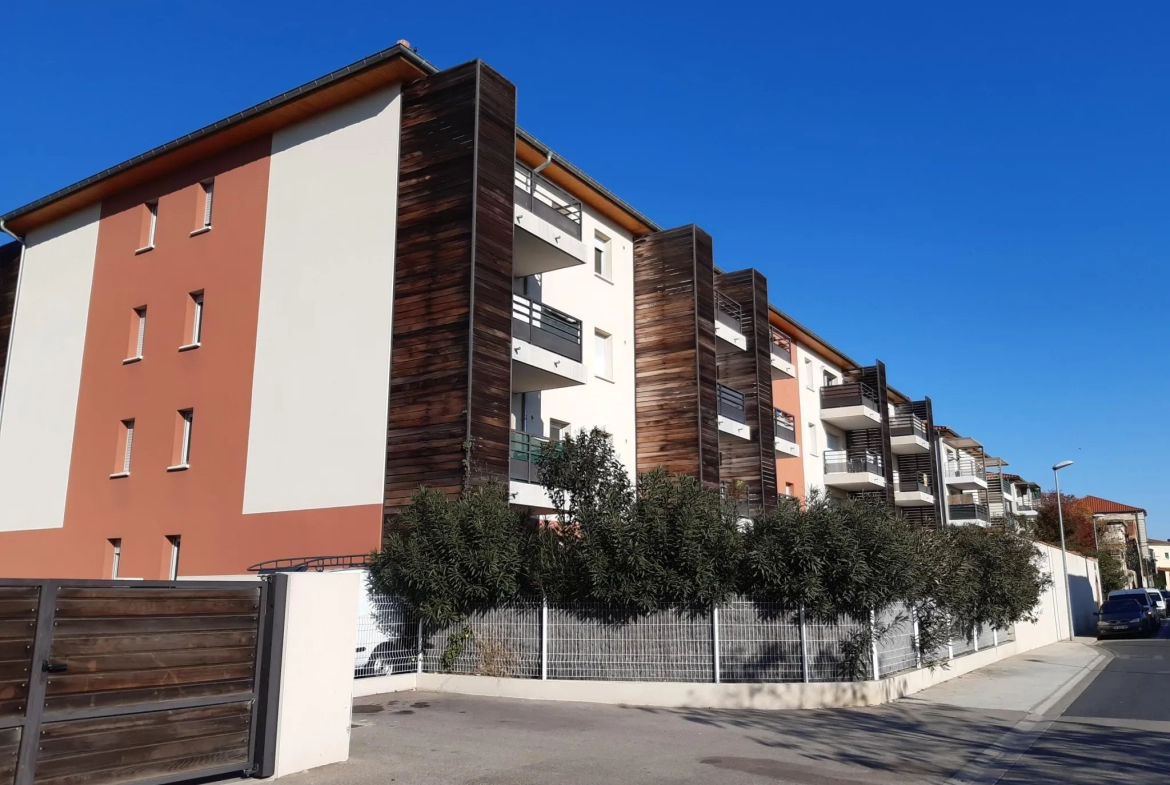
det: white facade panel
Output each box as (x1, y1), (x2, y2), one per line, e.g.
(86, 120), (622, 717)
(0, 206), (101, 532)
(243, 86), (402, 514)
(795, 342), (846, 500)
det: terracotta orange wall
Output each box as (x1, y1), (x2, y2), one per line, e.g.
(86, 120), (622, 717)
(0, 137), (381, 579)
(773, 373), (805, 501)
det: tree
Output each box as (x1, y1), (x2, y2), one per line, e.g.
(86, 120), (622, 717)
(1032, 493), (1096, 553)
(1096, 544), (1128, 596)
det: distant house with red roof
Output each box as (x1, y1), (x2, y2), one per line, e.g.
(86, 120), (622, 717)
(1084, 495), (1151, 588)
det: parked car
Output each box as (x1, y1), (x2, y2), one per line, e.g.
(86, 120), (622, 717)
(1160, 589), (1170, 611)
(1107, 589), (1162, 630)
(1096, 598), (1154, 639)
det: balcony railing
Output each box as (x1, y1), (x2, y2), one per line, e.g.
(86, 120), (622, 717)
(1017, 496), (1037, 512)
(774, 408), (796, 443)
(897, 472), (932, 495)
(820, 380), (880, 412)
(945, 458), (986, 480)
(948, 495), (990, 522)
(769, 326), (793, 363)
(514, 163), (583, 240)
(824, 449), (883, 475)
(889, 412), (927, 441)
(715, 292), (746, 334)
(718, 384), (747, 424)
(512, 294), (583, 362)
(510, 430), (559, 484)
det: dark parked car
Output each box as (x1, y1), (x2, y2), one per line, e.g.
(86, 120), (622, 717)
(1096, 598), (1156, 639)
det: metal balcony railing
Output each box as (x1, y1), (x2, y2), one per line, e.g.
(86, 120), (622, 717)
(948, 498), (990, 522)
(889, 412), (927, 441)
(514, 163), (583, 240)
(945, 458), (986, 480)
(718, 384), (747, 424)
(509, 430), (559, 484)
(774, 408), (797, 443)
(896, 472), (932, 495)
(715, 292), (746, 335)
(769, 326), (792, 363)
(512, 294), (583, 362)
(824, 449), (883, 476)
(820, 380), (880, 412)
(1017, 496), (1038, 512)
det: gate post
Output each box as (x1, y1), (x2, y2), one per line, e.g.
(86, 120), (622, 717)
(712, 606), (721, 684)
(869, 610), (880, 681)
(799, 606), (810, 683)
(540, 597), (548, 681)
(912, 611), (922, 669)
(416, 619), (424, 674)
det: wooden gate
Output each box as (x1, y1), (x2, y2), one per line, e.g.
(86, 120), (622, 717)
(0, 578), (286, 785)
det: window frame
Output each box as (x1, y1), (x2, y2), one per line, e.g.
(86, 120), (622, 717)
(180, 292), (204, 351)
(593, 329), (614, 381)
(110, 419), (135, 478)
(192, 179), (214, 235)
(168, 409), (194, 471)
(166, 535), (181, 580)
(593, 231), (612, 282)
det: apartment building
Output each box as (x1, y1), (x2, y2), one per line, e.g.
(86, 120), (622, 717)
(1084, 495), (1152, 587)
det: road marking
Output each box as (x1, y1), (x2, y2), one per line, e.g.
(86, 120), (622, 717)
(1028, 650), (1107, 717)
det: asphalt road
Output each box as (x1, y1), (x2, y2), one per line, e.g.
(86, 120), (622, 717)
(295, 633), (1169, 785)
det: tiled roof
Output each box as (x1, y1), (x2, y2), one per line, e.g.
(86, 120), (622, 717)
(1083, 495), (1146, 515)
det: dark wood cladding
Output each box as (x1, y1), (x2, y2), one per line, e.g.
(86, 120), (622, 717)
(0, 243), (20, 402)
(633, 225), (719, 487)
(384, 60), (517, 513)
(0, 726), (17, 785)
(713, 269), (776, 512)
(908, 397), (943, 528)
(0, 586), (37, 725)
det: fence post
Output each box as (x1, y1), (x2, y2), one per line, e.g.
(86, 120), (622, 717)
(947, 637), (954, 661)
(540, 597), (549, 681)
(869, 610), (880, 681)
(912, 611), (921, 669)
(416, 619), (424, 674)
(972, 624), (979, 653)
(799, 606), (810, 684)
(712, 606), (721, 684)
(993, 627), (999, 648)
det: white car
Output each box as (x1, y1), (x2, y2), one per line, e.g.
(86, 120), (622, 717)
(348, 569), (411, 676)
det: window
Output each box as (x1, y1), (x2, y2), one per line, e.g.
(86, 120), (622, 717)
(195, 179), (214, 232)
(550, 419), (570, 442)
(804, 358), (814, 390)
(166, 535), (181, 580)
(594, 329), (613, 381)
(181, 292), (204, 349)
(823, 371), (837, 388)
(806, 422), (818, 457)
(169, 410), (193, 470)
(109, 539), (122, 579)
(137, 201), (158, 252)
(111, 419), (134, 478)
(125, 307), (147, 363)
(594, 231), (612, 280)
(784, 482), (795, 497)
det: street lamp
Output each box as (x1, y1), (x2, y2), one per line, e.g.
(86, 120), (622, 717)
(1053, 460), (1075, 641)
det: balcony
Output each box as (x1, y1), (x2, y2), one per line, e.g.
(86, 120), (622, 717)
(509, 430), (556, 510)
(944, 458), (988, 491)
(948, 493), (990, 525)
(894, 471), (934, 507)
(717, 384), (750, 440)
(513, 163), (587, 276)
(889, 413), (930, 454)
(715, 292), (747, 351)
(819, 381), (882, 430)
(511, 294), (587, 392)
(774, 408), (800, 458)
(769, 327), (795, 379)
(823, 449), (885, 491)
(1016, 496), (1040, 517)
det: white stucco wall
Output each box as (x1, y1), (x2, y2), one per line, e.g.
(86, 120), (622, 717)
(533, 209), (637, 478)
(794, 342), (845, 499)
(0, 206), (100, 532)
(243, 85), (401, 514)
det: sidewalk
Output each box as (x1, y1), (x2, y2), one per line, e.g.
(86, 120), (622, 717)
(904, 639), (1105, 715)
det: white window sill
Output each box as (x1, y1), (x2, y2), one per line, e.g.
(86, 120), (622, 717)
(189, 226), (212, 237)
(122, 356), (143, 365)
(595, 273), (614, 285)
(178, 343), (201, 352)
(134, 245), (154, 255)
(166, 464), (190, 472)
(109, 472), (130, 479)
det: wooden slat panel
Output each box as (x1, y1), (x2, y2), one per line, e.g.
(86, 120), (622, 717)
(36, 732), (249, 779)
(43, 680), (255, 714)
(0, 589), (39, 602)
(0, 658), (31, 681)
(52, 615), (258, 637)
(54, 589), (259, 602)
(0, 621), (37, 641)
(633, 226), (719, 487)
(33, 750), (249, 785)
(45, 663), (255, 696)
(0, 726), (18, 785)
(55, 647), (255, 674)
(53, 599), (260, 618)
(51, 631), (256, 658)
(0, 585), (37, 725)
(384, 60), (516, 513)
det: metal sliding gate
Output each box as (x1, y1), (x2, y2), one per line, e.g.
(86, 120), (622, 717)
(0, 577), (287, 785)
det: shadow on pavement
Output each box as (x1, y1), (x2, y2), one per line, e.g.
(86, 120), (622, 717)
(998, 718), (1170, 785)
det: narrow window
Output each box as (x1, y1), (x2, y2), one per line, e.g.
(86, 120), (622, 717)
(784, 482), (795, 497)
(170, 409), (193, 469)
(181, 291), (204, 349)
(806, 422), (818, 457)
(108, 539), (122, 579)
(166, 535), (181, 580)
(594, 232), (611, 280)
(594, 329), (613, 381)
(110, 419), (135, 477)
(804, 358), (814, 390)
(125, 306), (147, 362)
(199, 180), (214, 230)
(137, 201), (158, 252)
(550, 419), (571, 442)
(823, 370), (837, 388)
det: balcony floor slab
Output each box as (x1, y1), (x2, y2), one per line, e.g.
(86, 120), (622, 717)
(823, 472), (886, 491)
(890, 434), (931, 454)
(512, 338), (587, 392)
(718, 415), (751, 441)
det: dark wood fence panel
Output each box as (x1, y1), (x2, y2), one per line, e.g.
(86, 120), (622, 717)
(0, 587), (38, 725)
(633, 225), (719, 487)
(714, 269), (776, 513)
(385, 60), (517, 514)
(0, 726), (17, 785)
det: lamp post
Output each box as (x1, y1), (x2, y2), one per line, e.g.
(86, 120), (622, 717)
(1053, 460), (1075, 641)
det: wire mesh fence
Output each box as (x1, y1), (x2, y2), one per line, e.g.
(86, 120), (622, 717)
(1000, 625), (1016, 643)
(976, 625), (997, 651)
(355, 589), (1012, 684)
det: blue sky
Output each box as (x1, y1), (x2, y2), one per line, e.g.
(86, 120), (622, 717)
(3, 3), (1168, 535)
